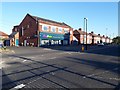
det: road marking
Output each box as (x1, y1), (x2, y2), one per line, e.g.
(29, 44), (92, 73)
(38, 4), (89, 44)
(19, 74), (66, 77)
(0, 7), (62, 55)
(23, 60), (27, 62)
(10, 84), (25, 90)
(43, 48), (52, 50)
(49, 57), (56, 60)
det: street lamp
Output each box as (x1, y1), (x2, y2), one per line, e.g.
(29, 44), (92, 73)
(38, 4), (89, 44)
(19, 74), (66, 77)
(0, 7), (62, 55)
(84, 18), (88, 50)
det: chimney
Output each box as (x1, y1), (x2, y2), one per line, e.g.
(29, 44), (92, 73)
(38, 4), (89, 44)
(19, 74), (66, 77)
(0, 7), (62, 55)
(91, 31), (94, 34)
(98, 34), (100, 36)
(78, 28), (82, 31)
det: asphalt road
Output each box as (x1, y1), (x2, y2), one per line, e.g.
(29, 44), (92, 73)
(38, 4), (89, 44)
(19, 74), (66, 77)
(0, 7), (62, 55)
(1, 45), (120, 90)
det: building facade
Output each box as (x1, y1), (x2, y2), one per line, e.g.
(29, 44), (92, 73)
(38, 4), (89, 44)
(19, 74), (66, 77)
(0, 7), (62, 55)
(0, 31), (9, 45)
(73, 28), (93, 44)
(18, 14), (73, 47)
(73, 29), (112, 45)
(9, 25), (19, 46)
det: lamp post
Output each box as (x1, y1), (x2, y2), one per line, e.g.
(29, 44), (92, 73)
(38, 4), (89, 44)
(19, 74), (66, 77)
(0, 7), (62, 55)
(84, 18), (88, 50)
(83, 18), (85, 44)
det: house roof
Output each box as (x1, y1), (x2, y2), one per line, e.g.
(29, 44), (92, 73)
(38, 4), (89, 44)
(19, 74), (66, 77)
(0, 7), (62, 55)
(31, 15), (71, 28)
(9, 32), (17, 38)
(73, 29), (88, 35)
(0, 31), (8, 36)
(89, 33), (98, 37)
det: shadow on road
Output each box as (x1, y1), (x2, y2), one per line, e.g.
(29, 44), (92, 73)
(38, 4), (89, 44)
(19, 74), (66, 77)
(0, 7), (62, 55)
(2, 55), (118, 89)
(66, 57), (120, 75)
(41, 45), (120, 57)
(2, 71), (17, 89)
(85, 45), (120, 57)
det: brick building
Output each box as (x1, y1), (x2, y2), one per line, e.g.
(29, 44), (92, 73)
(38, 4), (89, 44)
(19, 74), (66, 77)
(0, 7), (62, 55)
(9, 25), (19, 46)
(18, 14), (73, 47)
(73, 29), (112, 45)
(73, 28), (86, 44)
(73, 28), (93, 44)
(0, 31), (9, 45)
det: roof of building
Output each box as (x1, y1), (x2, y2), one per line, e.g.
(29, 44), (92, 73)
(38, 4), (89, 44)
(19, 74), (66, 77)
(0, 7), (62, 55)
(0, 31), (8, 36)
(31, 14), (71, 28)
(73, 29), (88, 35)
(9, 32), (17, 38)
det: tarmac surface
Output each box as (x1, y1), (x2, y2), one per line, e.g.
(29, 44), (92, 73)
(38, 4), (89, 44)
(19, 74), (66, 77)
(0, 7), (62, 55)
(0, 45), (120, 89)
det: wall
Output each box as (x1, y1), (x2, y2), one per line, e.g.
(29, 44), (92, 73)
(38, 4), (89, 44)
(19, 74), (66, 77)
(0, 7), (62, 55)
(19, 14), (38, 47)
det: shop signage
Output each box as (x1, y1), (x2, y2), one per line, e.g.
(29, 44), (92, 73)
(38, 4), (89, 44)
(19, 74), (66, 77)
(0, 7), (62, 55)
(40, 32), (65, 40)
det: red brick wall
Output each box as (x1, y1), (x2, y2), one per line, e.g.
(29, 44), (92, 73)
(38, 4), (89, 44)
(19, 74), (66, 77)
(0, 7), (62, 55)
(19, 14), (38, 47)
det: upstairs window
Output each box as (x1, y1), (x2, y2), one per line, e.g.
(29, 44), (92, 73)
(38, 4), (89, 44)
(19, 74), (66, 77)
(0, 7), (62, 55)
(64, 29), (69, 34)
(51, 27), (56, 32)
(22, 27), (24, 36)
(58, 28), (63, 33)
(42, 25), (48, 31)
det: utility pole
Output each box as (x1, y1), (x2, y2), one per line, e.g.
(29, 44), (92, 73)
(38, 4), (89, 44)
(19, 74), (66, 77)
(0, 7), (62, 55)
(84, 18), (88, 50)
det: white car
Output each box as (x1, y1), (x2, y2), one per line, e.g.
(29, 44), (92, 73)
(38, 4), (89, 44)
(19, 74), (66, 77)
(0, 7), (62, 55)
(0, 43), (3, 48)
(98, 43), (104, 46)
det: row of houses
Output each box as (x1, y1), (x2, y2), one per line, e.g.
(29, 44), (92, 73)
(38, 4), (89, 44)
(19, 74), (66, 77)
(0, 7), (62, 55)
(3, 13), (112, 47)
(73, 28), (112, 45)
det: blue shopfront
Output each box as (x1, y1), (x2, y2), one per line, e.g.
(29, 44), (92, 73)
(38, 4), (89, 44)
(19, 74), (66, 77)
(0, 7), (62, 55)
(39, 32), (70, 46)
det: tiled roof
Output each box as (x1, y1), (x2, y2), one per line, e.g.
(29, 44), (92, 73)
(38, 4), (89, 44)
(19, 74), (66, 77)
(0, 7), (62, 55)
(9, 32), (17, 38)
(0, 31), (8, 36)
(73, 30), (88, 35)
(31, 15), (71, 28)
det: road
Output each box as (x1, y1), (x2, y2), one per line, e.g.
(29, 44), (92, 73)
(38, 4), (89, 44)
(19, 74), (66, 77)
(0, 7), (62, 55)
(0, 45), (120, 89)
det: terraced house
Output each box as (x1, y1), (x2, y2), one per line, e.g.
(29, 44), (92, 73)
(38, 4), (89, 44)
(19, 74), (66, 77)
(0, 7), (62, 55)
(73, 29), (112, 45)
(18, 14), (73, 47)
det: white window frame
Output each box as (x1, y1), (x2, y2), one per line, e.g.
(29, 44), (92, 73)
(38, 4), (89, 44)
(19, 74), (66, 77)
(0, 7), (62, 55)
(42, 25), (49, 31)
(51, 26), (56, 32)
(58, 27), (63, 33)
(64, 29), (69, 34)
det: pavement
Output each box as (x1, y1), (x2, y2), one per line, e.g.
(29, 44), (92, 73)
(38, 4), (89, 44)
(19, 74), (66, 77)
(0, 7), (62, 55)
(0, 45), (120, 90)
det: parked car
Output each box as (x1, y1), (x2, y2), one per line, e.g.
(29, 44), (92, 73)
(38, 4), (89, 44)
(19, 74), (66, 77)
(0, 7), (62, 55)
(0, 43), (3, 48)
(98, 43), (104, 46)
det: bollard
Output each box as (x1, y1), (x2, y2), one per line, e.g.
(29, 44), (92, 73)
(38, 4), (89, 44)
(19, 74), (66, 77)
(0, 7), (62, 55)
(82, 45), (84, 52)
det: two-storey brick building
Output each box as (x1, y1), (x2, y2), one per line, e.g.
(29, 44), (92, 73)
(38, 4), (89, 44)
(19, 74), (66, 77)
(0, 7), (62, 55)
(18, 14), (73, 47)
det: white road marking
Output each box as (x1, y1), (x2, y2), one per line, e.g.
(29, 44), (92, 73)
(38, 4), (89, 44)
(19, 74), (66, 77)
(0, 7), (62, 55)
(83, 67), (119, 81)
(10, 84), (25, 90)
(23, 60), (27, 62)
(49, 57), (56, 60)
(43, 48), (52, 50)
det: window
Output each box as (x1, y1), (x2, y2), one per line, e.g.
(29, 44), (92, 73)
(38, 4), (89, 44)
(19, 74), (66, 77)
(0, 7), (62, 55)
(51, 27), (56, 32)
(58, 28), (62, 33)
(27, 25), (29, 28)
(22, 27), (24, 36)
(42, 25), (48, 31)
(64, 29), (69, 34)
(19, 28), (22, 37)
